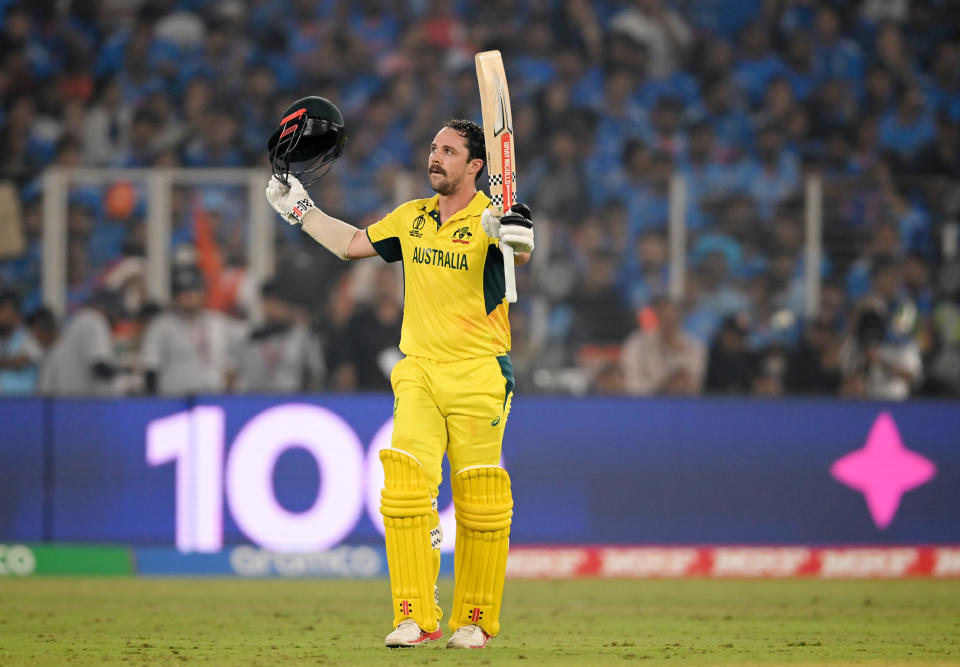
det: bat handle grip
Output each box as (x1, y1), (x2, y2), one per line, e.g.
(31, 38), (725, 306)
(503, 243), (517, 303)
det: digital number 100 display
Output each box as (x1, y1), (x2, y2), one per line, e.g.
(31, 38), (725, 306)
(146, 403), (462, 553)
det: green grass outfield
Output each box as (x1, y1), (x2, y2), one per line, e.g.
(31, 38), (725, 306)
(2, 578), (959, 665)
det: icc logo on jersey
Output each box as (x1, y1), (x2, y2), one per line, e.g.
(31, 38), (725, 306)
(410, 215), (425, 238)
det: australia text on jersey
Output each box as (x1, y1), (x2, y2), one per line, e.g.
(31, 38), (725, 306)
(411, 247), (469, 270)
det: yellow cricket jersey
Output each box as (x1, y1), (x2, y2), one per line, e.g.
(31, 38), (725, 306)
(365, 191), (511, 361)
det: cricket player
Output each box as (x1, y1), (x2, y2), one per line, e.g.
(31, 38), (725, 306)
(265, 97), (534, 649)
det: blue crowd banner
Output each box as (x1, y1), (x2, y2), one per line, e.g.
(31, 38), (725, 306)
(1, 396), (957, 548)
(0, 398), (46, 541)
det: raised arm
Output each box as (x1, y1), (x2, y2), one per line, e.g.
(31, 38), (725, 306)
(266, 175), (376, 260)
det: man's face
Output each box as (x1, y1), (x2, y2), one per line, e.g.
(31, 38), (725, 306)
(0, 303), (18, 335)
(874, 267), (899, 298)
(262, 295), (289, 324)
(758, 129), (781, 159)
(690, 127), (713, 161)
(656, 301), (680, 332)
(427, 127), (478, 196)
(638, 233), (666, 265)
(175, 289), (205, 315)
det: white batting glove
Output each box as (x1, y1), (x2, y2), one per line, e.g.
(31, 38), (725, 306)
(483, 203), (534, 254)
(265, 174), (316, 225)
(481, 207), (501, 239)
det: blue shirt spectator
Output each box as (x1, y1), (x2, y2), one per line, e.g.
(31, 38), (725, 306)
(878, 87), (936, 160)
(685, 0), (762, 40)
(695, 78), (753, 158)
(783, 30), (821, 102)
(742, 125), (800, 220)
(637, 70), (701, 109)
(812, 5), (864, 84)
(0, 290), (41, 395)
(733, 22), (789, 106)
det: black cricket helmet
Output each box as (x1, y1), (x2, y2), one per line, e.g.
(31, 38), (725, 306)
(267, 96), (347, 186)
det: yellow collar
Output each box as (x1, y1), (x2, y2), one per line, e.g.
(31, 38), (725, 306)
(421, 191), (491, 227)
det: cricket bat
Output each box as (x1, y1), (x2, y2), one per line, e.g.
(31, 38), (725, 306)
(475, 50), (519, 303)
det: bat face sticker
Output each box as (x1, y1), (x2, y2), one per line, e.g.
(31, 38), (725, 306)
(494, 77), (511, 137)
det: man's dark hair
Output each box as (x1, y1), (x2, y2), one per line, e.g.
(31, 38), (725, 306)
(137, 302), (161, 323)
(444, 119), (485, 182)
(26, 306), (56, 330)
(870, 255), (897, 279)
(261, 278), (282, 300)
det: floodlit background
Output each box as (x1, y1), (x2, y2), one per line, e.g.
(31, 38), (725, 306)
(1, 0), (958, 399)
(0, 0), (958, 584)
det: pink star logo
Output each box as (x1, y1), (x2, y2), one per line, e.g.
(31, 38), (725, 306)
(831, 412), (936, 529)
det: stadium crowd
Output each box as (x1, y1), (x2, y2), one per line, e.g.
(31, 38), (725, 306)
(1, 0), (959, 398)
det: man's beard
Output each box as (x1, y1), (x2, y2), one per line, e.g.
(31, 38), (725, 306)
(429, 169), (459, 196)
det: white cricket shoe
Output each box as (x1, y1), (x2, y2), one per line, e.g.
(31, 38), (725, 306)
(384, 619), (442, 648)
(446, 624), (491, 649)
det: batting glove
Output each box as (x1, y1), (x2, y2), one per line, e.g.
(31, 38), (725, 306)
(481, 203), (534, 253)
(265, 174), (316, 225)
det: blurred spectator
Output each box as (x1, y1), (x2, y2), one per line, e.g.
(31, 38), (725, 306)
(752, 344), (788, 396)
(39, 289), (120, 396)
(820, 126), (859, 175)
(783, 30), (818, 102)
(744, 122), (800, 220)
(862, 65), (894, 116)
(700, 76), (752, 158)
(810, 79), (859, 139)
(879, 85), (936, 162)
(704, 313), (757, 393)
(25, 306), (58, 353)
(566, 248), (636, 357)
(902, 253), (934, 318)
(840, 307), (922, 400)
(590, 359), (626, 395)
(329, 264), (403, 392)
(679, 120), (741, 227)
(846, 222), (901, 301)
(648, 96), (687, 158)
(113, 301), (160, 395)
(0, 0), (958, 397)
(859, 256), (905, 322)
(840, 259), (923, 399)
(813, 4), (863, 84)
(610, 0), (693, 79)
(872, 21), (914, 86)
(685, 247), (750, 342)
(236, 281), (323, 393)
(925, 263), (960, 395)
(140, 265), (239, 395)
(733, 20), (787, 107)
(610, 141), (669, 236)
(621, 227), (669, 310)
(753, 76), (796, 131)
(82, 77), (131, 166)
(527, 128), (589, 224)
(0, 289), (42, 394)
(914, 113), (960, 177)
(621, 296), (705, 396)
(784, 315), (842, 394)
